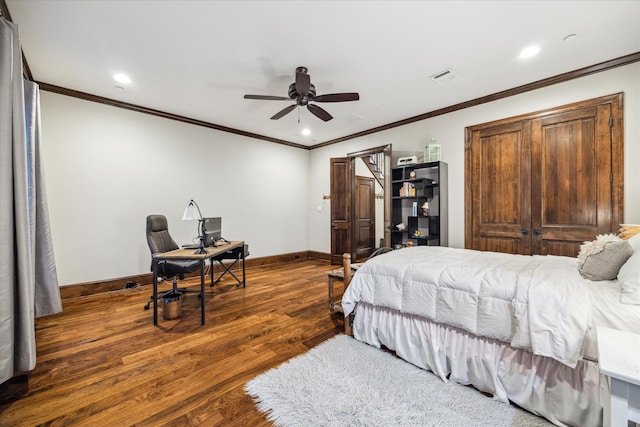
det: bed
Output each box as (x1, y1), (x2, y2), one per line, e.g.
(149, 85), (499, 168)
(341, 236), (640, 427)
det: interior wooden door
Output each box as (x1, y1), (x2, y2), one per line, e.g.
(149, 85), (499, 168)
(531, 103), (618, 256)
(354, 175), (375, 261)
(466, 122), (532, 254)
(465, 93), (624, 257)
(330, 157), (351, 265)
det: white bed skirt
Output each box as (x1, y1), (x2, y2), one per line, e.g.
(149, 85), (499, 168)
(352, 302), (608, 427)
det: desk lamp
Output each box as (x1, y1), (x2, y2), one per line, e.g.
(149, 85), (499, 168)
(182, 199), (207, 254)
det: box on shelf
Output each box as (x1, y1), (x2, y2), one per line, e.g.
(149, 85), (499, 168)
(424, 142), (441, 162)
(399, 182), (416, 197)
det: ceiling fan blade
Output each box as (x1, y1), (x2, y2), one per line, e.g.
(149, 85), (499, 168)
(270, 104), (297, 120)
(295, 70), (311, 95)
(307, 104), (333, 122)
(312, 92), (360, 103)
(244, 94), (291, 101)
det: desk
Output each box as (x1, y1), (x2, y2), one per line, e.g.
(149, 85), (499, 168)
(152, 240), (245, 326)
(597, 327), (640, 427)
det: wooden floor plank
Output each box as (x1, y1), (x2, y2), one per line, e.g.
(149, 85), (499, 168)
(0, 259), (342, 426)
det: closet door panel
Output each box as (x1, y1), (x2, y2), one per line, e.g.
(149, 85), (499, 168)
(467, 122), (531, 254)
(531, 104), (613, 256)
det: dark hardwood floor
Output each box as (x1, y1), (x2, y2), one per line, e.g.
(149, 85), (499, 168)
(0, 259), (345, 426)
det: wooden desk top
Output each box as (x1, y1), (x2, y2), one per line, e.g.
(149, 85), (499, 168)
(153, 240), (244, 261)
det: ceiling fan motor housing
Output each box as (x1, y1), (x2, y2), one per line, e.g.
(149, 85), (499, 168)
(289, 83), (316, 105)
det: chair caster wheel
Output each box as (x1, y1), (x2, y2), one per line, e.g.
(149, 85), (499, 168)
(144, 303), (150, 310)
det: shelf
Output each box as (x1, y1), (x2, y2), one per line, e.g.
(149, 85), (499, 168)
(392, 178), (439, 184)
(392, 161), (447, 248)
(409, 235), (440, 241)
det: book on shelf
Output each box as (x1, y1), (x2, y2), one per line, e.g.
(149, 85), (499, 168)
(399, 182), (416, 197)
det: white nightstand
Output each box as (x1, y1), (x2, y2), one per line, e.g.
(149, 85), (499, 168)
(597, 327), (640, 427)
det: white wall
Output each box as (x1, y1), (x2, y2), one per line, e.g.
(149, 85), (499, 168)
(41, 93), (309, 286)
(308, 63), (640, 252)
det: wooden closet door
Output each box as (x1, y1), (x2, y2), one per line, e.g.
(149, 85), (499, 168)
(531, 103), (615, 256)
(466, 122), (532, 254)
(466, 93), (623, 257)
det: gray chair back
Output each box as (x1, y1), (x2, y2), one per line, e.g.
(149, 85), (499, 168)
(146, 215), (179, 256)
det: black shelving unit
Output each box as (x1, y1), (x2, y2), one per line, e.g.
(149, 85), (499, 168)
(391, 161), (448, 248)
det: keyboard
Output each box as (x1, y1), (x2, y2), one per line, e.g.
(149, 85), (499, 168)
(182, 240), (229, 249)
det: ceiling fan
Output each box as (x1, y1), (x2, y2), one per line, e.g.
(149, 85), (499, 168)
(244, 66), (359, 122)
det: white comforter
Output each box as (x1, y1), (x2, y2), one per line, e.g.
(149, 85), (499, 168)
(342, 246), (592, 368)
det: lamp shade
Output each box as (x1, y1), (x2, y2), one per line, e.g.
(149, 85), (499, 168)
(182, 200), (202, 221)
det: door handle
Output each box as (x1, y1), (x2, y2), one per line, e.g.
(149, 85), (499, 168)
(534, 229), (543, 235)
(521, 229), (529, 235)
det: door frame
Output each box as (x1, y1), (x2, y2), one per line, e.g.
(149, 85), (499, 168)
(330, 144), (391, 263)
(347, 144), (392, 259)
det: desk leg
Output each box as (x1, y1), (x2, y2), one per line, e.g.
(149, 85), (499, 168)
(152, 260), (158, 326)
(241, 250), (246, 287)
(200, 260), (205, 325)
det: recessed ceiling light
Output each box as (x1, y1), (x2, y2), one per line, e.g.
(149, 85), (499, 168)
(301, 128), (311, 136)
(519, 45), (540, 59)
(113, 73), (132, 85)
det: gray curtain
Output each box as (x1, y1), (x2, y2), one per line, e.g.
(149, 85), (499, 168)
(1, 17), (62, 384)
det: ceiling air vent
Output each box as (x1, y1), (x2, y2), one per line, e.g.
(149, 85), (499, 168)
(430, 68), (456, 86)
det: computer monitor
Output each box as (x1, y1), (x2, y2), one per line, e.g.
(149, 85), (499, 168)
(201, 217), (222, 247)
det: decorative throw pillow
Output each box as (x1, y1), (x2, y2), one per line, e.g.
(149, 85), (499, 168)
(618, 250), (640, 305)
(577, 234), (619, 267)
(577, 234), (634, 281)
(627, 233), (640, 252)
(618, 224), (640, 240)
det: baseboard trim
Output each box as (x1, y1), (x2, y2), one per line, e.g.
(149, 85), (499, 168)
(59, 250), (330, 300)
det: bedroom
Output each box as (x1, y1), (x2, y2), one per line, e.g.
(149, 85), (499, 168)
(1, 1), (639, 425)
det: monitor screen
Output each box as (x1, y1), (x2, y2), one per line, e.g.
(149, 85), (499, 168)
(202, 217), (221, 246)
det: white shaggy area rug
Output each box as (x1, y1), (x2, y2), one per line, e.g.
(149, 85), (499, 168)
(245, 334), (552, 426)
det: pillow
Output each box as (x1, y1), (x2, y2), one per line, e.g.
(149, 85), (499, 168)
(618, 224), (640, 240)
(618, 250), (640, 305)
(627, 232), (640, 252)
(577, 234), (633, 281)
(577, 234), (619, 268)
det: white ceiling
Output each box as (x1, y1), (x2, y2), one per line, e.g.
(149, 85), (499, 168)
(5, 0), (640, 147)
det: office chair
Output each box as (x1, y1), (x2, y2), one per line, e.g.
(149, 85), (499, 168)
(144, 214), (201, 310)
